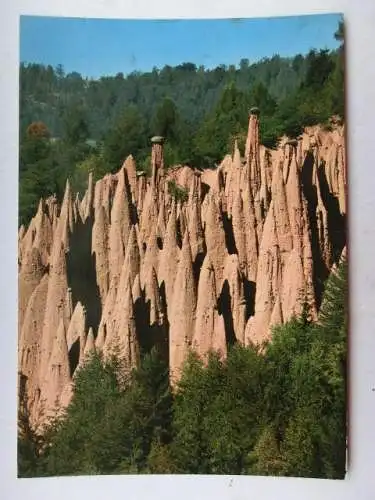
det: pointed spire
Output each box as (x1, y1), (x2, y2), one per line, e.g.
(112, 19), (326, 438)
(64, 287), (74, 328)
(92, 205), (110, 305)
(241, 182), (259, 282)
(19, 218), (36, 267)
(32, 198), (53, 267)
(158, 200), (179, 305)
(156, 197), (167, 241)
(204, 193), (227, 291)
(247, 201), (282, 345)
(222, 254), (247, 343)
(137, 173), (147, 214)
(60, 178), (74, 229)
(39, 240), (68, 379)
(132, 273), (142, 302)
(187, 176), (204, 262)
(337, 145), (347, 215)
(43, 318), (71, 415)
(225, 140), (243, 216)
(140, 225), (160, 290)
(139, 183), (159, 246)
(233, 139), (241, 169)
(108, 167), (132, 283)
(45, 193), (58, 228)
(19, 274), (49, 400)
(269, 295), (283, 330)
(259, 145), (271, 213)
(193, 255), (226, 358)
(74, 192), (82, 223)
(83, 171), (94, 221)
(18, 247), (45, 332)
(104, 276), (139, 368)
(271, 160), (292, 254)
(18, 224), (25, 242)
(95, 278), (118, 353)
(245, 107), (261, 194)
(232, 185), (247, 275)
(61, 178), (72, 211)
(50, 319), (70, 372)
(84, 327), (96, 357)
(280, 249), (305, 323)
(124, 225), (141, 288)
(151, 136), (165, 191)
(123, 154), (138, 205)
(145, 266), (162, 326)
(51, 178), (74, 253)
(169, 230), (196, 383)
(66, 301), (86, 363)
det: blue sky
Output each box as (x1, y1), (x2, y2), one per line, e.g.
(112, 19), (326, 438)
(20, 14), (342, 79)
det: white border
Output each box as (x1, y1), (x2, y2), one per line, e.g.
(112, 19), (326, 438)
(1, 1), (375, 499)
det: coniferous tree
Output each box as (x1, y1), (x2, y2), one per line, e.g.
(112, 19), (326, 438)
(35, 347), (172, 476)
(102, 104), (148, 172)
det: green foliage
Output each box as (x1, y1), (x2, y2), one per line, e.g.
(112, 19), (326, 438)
(275, 45), (344, 137)
(17, 383), (45, 478)
(200, 345), (266, 474)
(163, 141), (180, 169)
(170, 262), (346, 478)
(151, 97), (178, 141)
(167, 179), (189, 204)
(304, 49), (335, 90)
(171, 350), (224, 473)
(260, 258), (347, 478)
(247, 426), (285, 476)
(102, 104), (148, 172)
(19, 130), (58, 225)
(19, 258), (347, 478)
(194, 82), (249, 166)
(62, 105), (89, 146)
(249, 81), (277, 115)
(27, 348), (172, 477)
(19, 113), (96, 225)
(280, 408), (318, 476)
(39, 352), (121, 476)
(17, 431), (41, 478)
(71, 152), (108, 195)
(139, 155), (152, 176)
(146, 441), (176, 474)
(318, 256), (347, 345)
(258, 114), (282, 149)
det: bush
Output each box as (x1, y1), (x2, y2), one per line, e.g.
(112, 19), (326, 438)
(167, 179), (189, 204)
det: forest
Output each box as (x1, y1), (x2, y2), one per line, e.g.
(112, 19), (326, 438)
(18, 258), (347, 478)
(19, 22), (344, 225)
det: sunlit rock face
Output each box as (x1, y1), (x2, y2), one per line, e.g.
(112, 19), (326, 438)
(18, 118), (347, 428)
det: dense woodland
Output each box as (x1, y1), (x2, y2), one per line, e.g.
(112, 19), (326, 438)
(19, 22), (344, 225)
(18, 21), (347, 479)
(18, 258), (347, 478)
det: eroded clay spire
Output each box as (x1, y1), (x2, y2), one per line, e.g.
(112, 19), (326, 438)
(193, 255), (226, 358)
(108, 167), (132, 283)
(169, 231), (196, 383)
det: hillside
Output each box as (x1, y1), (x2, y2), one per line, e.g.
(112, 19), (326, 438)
(19, 37), (344, 226)
(18, 109), (347, 431)
(19, 55), (307, 139)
